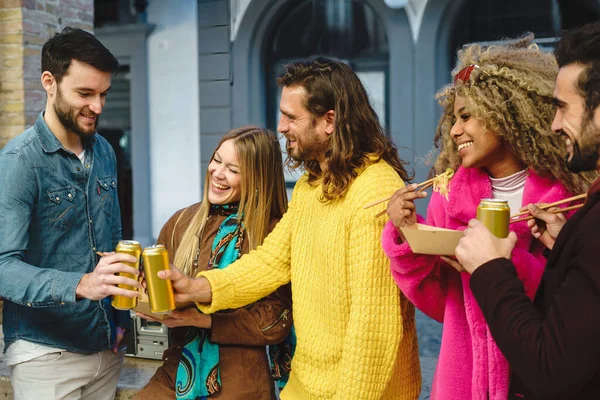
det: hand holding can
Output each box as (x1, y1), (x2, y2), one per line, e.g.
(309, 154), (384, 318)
(142, 245), (175, 314)
(76, 253), (140, 301)
(111, 240), (142, 310)
(476, 199), (510, 238)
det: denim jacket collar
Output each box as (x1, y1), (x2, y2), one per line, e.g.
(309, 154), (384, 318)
(34, 112), (97, 154)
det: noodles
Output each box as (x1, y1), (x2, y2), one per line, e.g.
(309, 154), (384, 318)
(432, 168), (454, 201)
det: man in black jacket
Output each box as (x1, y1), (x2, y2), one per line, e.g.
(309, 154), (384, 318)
(450, 22), (600, 399)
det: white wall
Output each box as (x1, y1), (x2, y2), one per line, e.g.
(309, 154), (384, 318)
(147, 0), (201, 240)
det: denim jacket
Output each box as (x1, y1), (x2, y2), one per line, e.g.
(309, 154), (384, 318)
(0, 113), (129, 354)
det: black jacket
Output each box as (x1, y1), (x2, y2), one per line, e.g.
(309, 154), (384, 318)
(470, 179), (600, 399)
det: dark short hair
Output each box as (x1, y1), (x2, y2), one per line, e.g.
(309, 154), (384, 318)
(555, 22), (600, 121)
(41, 27), (119, 83)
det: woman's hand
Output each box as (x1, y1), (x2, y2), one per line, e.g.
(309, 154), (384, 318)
(440, 256), (466, 273)
(156, 264), (213, 304)
(387, 184), (427, 230)
(136, 308), (212, 329)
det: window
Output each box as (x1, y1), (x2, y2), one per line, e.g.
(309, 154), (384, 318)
(265, 0), (389, 186)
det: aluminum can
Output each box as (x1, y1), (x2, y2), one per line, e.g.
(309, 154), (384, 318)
(476, 198), (510, 238)
(111, 240), (141, 310)
(142, 245), (175, 314)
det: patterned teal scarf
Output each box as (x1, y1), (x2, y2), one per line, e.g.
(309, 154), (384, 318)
(175, 203), (243, 399)
(269, 325), (296, 390)
(175, 203), (295, 399)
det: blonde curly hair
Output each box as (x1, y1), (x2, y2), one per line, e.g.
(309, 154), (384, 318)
(432, 34), (597, 194)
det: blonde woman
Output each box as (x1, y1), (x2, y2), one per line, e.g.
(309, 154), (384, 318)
(382, 35), (596, 399)
(134, 126), (293, 400)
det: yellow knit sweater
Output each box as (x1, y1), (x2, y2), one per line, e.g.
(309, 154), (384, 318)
(197, 160), (421, 399)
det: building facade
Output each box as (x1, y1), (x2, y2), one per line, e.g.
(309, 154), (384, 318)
(3, 0), (600, 244)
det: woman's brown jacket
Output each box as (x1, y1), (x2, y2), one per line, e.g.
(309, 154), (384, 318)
(134, 203), (293, 399)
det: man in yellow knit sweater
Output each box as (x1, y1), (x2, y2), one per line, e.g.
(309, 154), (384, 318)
(160, 57), (421, 399)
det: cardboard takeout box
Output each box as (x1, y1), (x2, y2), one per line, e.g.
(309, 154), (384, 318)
(399, 223), (464, 256)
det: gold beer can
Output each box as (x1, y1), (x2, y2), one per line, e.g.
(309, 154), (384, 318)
(142, 245), (175, 314)
(476, 199), (510, 238)
(111, 240), (142, 310)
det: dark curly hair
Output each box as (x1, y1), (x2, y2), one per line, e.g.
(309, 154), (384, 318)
(432, 34), (596, 194)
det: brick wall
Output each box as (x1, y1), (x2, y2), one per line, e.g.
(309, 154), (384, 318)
(0, 0), (93, 149)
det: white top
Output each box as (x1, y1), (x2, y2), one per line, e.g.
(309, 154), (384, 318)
(5, 340), (64, 366)
(490, 169), (528, 214)
(77, 150), (86, 164)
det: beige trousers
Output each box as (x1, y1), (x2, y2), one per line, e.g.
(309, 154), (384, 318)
(10, 349), (125, 400)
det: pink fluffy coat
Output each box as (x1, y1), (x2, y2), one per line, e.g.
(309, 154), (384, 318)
(382, 167), (573, 400)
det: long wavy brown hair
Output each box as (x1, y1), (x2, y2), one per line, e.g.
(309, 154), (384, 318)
(172, 127), (288, 276)
(277, 57), (412, 201)
(432, 34), (597, 193)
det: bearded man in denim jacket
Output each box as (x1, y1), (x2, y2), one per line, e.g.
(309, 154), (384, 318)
(0, 27), (140, 400)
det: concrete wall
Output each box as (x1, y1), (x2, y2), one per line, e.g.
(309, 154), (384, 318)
(197, 0), (230, 190)
(230, 0), (250, 40)
(147, 0), (201, 240)
(95, 23), (154, 246)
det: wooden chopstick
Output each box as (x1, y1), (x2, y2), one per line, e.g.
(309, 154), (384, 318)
(375, 208), (387, 218)
(418, 181), (434, 191)
(510, 203), (584, 223)
(373, 181), (434, 219)
(510, 193), (587, 218)
(364, 180), (434, 210)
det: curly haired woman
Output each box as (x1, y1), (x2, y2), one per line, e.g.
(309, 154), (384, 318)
(381, 35), (596, 400)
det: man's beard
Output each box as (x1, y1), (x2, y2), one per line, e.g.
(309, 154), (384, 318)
(54, 87), (98, 141)
(565, 121), (600, 173)
(286, 124), (329, 163)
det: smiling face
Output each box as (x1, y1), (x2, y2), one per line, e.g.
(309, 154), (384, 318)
(277, 85), (330, 165)
(450, 95), (524, 177)
(207, 139), (242, 205)
(46, 59), (111, 140)
(551, 64), (600, 172)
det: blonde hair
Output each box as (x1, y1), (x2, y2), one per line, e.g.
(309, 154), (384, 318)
(172, 126), (288, 275)
(432, 34), (597, 193)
